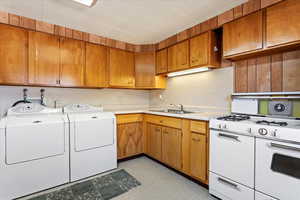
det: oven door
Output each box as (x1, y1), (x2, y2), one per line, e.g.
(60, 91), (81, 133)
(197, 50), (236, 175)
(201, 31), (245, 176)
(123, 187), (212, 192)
(256, 138), (300, 200)
(210, 130), (255, 188)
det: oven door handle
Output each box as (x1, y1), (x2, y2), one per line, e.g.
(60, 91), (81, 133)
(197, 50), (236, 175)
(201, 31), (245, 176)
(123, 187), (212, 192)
(218, 133), (240, 142)
(217, 177), (240, 190)
(270, 142), (300, 153)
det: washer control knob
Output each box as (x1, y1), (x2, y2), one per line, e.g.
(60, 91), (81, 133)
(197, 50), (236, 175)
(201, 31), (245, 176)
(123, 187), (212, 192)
(271, 129), (277, 137)
(258, 128), (268, 136)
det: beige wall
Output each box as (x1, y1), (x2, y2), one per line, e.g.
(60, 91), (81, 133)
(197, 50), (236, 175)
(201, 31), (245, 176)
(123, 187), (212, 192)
(150, 67), (233, 112)
(0, 86), (149, 117)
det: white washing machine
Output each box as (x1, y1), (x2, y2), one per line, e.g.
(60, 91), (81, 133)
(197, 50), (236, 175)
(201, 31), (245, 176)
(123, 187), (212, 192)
(64, 104), (117, 182)
(0, 103), (69, 200)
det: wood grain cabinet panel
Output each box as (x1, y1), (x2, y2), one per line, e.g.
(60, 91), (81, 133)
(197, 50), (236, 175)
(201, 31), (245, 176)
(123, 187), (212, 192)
(109, 48), (135, 88)
(190, 133), (207, 182)
(168, 40), (189, 72)
(135, 52), (155, 88)
(60, 38), (85, 87)
(266, 0), (300, 48)
(0, 24), (28, 85)
(190, 32), (209, 67)
(162, 127), (182, 170)
(235, 60), (248, 93)
(85, 43), (107, 88)
(156, 49), (168, 74)
(223, 11), (263, 58)
(28, 31), (60, 86)
(282, 50), (300, 91)
(117, 122), (143, 159)
(148, 124), (162, 161)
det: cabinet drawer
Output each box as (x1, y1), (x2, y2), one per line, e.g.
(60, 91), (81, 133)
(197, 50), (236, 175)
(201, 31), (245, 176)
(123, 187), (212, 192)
(190, 120), (207, 134)
(116, 114), (143, 124)
(209, 172), (254, 200)
(145, 115), (182, 129)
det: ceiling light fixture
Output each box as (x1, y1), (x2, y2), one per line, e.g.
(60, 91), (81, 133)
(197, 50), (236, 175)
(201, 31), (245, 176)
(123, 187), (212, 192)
(167, 67), (211, 77)
(72, 0), (98, 7)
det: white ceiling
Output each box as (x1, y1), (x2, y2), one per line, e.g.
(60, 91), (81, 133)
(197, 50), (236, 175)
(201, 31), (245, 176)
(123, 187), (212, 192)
(0, 0), (247, 44)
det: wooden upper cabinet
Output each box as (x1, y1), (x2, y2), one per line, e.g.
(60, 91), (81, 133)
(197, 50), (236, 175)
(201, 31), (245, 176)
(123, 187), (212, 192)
(168, 40), (189, 72)
(156, 49), (168, 74)
(266, 0), (300, 48)
(0, 24), (28, 85)
(28, 31), (60, 86)
(109, 48), (135, 87)
(223, 11), (263, 58)
(60, 38), (85, 87)
(135, 52), (156, 88)
(190, 31), (220, 68)
(85, 43), (107, 88)
(162, 127), (182, 170)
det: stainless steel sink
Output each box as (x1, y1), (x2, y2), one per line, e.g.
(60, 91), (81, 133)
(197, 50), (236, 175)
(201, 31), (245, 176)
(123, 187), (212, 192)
(149, 109), (194, 114)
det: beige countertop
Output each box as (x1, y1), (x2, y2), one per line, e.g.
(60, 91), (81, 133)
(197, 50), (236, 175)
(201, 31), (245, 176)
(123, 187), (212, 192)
(106, 109), (227, 121)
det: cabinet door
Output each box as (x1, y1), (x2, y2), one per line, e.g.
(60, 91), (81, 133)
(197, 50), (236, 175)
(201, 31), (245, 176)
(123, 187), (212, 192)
(148, 124), (162, 160)
(85, 43), (107, 87)
(28, 31), (60, 86)
(168, 40), (189, 72)
(190, 133), (207, 181)
(223, 11), (263, 57)
(162, 127), (182, 170)
(0, 24), (28, 84)
(60, 38), (85, 87)
(156, 49), (168, 74)
(266, 0), (300, 48)
(117, 122), (143, 159)
(135, 52), (155, 88)
(190, 32), (209, 67)
(109, 48), (135, 87)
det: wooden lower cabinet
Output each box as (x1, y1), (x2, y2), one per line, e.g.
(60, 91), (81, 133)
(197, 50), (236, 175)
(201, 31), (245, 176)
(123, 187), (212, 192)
(190, 133), (207, 182)
(117, 122), (143, 159)
(147, 124), (162, 160)
(162, 127), (182, 170)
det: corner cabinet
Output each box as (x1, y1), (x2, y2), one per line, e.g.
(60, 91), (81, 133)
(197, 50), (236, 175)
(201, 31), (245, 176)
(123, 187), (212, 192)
(156, 49), (168, 74)
(60, 38), (85, 87)
(223, 11), (263, 58)
(108, 48), (135, 88)
(28, 31), (60, 86)
(0, 24), (28, 85)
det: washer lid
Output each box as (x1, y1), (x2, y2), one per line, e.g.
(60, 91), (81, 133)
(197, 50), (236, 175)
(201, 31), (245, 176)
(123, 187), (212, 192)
(7, 103), (62, 116)
(5, 114), (65, 128)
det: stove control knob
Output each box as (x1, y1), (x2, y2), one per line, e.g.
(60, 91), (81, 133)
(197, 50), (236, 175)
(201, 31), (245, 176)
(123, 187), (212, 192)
(258, 128), (268, 136)
(271, 129), (277, 137)
(247, 128), (252, 134)
(218, 124), (222, 129)
(222, 124), (228, 129)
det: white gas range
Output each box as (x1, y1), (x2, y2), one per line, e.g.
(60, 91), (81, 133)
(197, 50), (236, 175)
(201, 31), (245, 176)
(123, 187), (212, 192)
(209, 114), (300, 200)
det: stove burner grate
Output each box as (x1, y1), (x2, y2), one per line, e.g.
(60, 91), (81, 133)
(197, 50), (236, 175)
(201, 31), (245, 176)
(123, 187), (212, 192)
(217, 115), (250, 121)
(256, 120), (288, 127)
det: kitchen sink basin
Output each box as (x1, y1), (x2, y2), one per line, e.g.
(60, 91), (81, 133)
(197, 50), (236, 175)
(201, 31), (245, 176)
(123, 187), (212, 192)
(149, 109), (194, 114)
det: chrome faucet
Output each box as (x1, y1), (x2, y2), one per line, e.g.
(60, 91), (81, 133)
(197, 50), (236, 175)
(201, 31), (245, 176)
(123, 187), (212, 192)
(170, 104), (184, 112)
